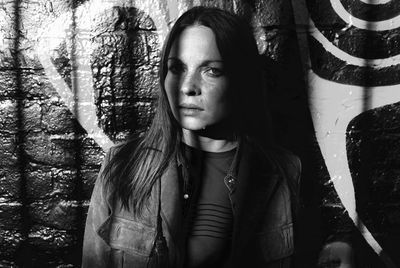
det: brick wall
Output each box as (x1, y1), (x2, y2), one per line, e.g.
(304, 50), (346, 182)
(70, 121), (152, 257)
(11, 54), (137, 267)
(0, 1), (159, 266)
(1, 0), (398, 267)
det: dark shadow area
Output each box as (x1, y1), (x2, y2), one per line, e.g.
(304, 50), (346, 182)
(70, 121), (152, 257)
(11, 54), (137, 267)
(264, 52), (328, 268)
(69, 0), (85, 265)
(12, 0), (33, 266)
(258, 2), (329, 266)
(91, 7), (159, 141)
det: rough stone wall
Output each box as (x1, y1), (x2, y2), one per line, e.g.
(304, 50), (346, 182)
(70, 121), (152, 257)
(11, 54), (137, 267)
(0, 1), (159, 266)
(1, 0), (399, 267)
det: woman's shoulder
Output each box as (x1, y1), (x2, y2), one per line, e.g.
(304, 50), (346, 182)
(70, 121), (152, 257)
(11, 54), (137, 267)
(266, 146), (301, 192)
(97, 138), (141, 180)
(245, 139), (301, 179)
(100, 136), (163, 182)
(269, 146), (301, 173)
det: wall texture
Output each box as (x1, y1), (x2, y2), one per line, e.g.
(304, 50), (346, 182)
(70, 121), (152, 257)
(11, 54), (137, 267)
(292, 0), (400, 267)
(0, 0), (398, 267)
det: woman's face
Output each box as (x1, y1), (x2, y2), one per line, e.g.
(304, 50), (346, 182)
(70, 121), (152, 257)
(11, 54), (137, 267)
(164, 25), (232, 132)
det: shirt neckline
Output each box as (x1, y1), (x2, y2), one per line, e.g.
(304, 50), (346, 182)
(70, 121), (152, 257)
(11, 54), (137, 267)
(182, 142), (237, 159)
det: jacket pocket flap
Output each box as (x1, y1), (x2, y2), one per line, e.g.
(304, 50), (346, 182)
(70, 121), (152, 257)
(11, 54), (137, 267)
(259, 222), (294, 262)
(98, 216), (156, 256)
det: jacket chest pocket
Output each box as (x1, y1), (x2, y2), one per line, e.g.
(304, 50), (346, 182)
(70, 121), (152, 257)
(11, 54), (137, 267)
(258, 222), (294, 263)
(98, 216), (157, 267)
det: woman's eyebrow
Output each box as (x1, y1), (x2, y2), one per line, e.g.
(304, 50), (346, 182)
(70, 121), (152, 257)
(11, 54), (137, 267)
(167, 57), (223, 63)
(201, 60), (224, 65)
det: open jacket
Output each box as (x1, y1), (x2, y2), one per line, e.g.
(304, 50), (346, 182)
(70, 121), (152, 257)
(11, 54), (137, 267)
(82, 139), (301, 268)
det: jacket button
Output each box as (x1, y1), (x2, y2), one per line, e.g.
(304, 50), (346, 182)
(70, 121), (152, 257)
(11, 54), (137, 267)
(183, 194), (189, 199)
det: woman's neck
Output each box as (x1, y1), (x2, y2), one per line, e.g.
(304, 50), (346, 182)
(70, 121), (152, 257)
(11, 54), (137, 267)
(182, 129), (238, 153)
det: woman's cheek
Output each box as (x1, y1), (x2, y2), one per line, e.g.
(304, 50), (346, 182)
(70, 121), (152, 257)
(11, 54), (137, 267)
(165, 77), (179, 106)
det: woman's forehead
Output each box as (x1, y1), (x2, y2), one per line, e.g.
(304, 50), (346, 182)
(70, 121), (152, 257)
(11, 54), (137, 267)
(168, 25), (222, 61)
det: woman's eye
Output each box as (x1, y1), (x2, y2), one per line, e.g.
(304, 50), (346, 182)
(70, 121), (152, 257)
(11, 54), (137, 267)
(168, 64), (184, 74)
(205, 67), (224, 77)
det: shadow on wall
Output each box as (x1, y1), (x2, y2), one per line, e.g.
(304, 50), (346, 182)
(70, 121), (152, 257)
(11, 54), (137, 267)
(0, 1), (159, 266)
(90, 7), (159, 139)
(255, 1), (330, 266)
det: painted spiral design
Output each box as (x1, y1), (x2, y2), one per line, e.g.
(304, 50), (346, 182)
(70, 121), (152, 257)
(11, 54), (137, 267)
(307, 0), (400, 86)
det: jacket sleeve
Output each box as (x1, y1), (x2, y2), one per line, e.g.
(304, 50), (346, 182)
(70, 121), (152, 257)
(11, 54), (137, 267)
(274, 147), (302, 213)
(82, 150), (113, 268)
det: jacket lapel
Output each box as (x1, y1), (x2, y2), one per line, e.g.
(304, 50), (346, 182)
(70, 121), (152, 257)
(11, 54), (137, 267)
(231, 142), (282, 242)
(159, 160), (183, 265)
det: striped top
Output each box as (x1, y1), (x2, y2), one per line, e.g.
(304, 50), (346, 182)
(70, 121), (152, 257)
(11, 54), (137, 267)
(190, 203), (232, 238)
(183, 144), (235, 268)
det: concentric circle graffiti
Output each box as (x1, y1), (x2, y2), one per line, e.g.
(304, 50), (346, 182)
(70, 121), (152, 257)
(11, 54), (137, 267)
(293, 0), (400, 266)
(308, 0), (400, 86)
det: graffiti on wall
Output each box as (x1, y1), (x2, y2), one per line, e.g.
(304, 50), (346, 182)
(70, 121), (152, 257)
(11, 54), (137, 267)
(293, 0), (400, 266)
(36, 0), (189, 151)
(37, 0), (399, 264)
(2, 0), (399, 265)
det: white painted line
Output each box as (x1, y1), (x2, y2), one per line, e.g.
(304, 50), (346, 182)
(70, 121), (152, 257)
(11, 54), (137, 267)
(331, 0), (400, 31)
(35, 0), (182, 152)
(309, 18), (400, 68)
(359, 0), (392, 5)
(309, 71), (399, 268)
(36, 40), (114, 151)
(293, 0), (399, 265)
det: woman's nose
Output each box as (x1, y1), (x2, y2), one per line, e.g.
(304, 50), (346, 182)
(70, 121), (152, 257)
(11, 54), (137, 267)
(180, 72), (200, 96)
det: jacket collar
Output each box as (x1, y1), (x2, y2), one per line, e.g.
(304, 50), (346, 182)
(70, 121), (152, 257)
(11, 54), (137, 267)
(229, 139), (281, 220)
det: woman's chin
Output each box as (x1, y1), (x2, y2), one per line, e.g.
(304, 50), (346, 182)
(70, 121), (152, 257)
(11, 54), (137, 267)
(179, 118), (233, 138)
(174, 116), (205, 130)
(181, 123), (207, 132)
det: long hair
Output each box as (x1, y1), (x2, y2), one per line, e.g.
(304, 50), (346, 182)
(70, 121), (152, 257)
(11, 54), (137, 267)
(102, 6), (272, 215)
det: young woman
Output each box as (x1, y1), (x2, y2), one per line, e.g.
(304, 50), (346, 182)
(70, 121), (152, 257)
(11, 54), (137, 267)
(82, 6), (301, 268)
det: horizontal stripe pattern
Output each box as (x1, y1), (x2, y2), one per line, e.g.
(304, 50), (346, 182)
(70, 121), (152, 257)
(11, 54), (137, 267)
(189, 203), (233, 239)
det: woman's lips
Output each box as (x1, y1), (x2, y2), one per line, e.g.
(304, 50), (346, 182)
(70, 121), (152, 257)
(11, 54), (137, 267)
(179, 103), (203, 110)
(179, 103), (203, 115)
